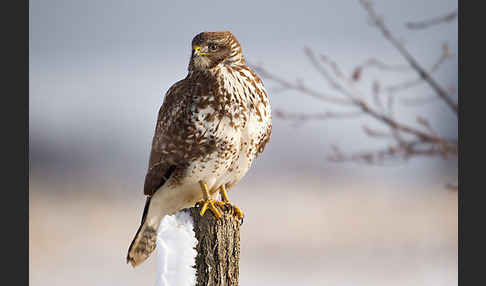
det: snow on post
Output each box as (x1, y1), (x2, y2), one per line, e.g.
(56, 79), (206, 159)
(155, 211), (198, 286)
(155, 206), (241, 286)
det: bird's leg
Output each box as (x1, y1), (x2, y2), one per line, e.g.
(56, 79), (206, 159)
(199, 180), (222, 219)
(216, 184), (244, 219)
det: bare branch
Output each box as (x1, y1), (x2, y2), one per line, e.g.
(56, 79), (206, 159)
(303, 47), (448, 144)
(328, 139), (457, 165)
(359, 0), (458, 114)
(372, 80), (385, 112)
(352, 58), (411, 82)
(254, 1), (457, 169)
(386, 43), (454, 94)
(416, 116), (438, 137)
(354, 99), (447, 144)
(303, 47), (355, 96)
(400, 84), (457, 106)
(252, 65), (352, 106)
(362, 125), (393, 138)
(259, 48), (452, 146)
(406, 10), (458, 30)
(317, 53), (347, 80)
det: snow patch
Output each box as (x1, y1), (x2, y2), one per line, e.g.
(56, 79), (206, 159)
(155, 210), (198, 286)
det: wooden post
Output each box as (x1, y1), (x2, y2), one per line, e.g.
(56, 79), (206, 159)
(189, 204), (241, 286)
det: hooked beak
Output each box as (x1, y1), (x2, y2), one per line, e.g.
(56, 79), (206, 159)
(193, 45), (209, 56)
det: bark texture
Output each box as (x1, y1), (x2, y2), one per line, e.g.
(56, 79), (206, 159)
(189, 204), (241, 286)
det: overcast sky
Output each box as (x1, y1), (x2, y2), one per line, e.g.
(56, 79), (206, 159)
(29, 0), (458, 187)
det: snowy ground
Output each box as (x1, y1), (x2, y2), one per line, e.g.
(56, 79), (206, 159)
(29, 175), (457, 286)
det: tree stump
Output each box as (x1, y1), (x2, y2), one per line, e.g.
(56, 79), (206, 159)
(189, 204), (241, 286)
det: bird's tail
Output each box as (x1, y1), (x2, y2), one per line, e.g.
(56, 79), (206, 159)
(127, 196), (162, 267)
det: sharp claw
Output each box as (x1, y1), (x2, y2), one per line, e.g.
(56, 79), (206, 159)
(200, 200), (223, 218)
(214, 201), (227, 208)
(198, 182), (244, 220)
(233, 205), (244, 220)
(218, 184), (244, 220)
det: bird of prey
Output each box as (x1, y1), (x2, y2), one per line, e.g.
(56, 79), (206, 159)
(127, 31), (272, 267)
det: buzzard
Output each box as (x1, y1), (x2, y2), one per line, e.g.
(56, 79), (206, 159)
(127, 31), (272, 267)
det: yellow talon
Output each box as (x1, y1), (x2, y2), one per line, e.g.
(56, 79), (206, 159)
(198, 181), (223, 219)
(199, 200), (222, 218)
(219, 185), (244, 220)
(214, 201), (227, 208)
(232, 205), (244, 220)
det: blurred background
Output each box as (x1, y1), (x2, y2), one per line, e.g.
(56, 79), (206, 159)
(29, 0), (457, 285)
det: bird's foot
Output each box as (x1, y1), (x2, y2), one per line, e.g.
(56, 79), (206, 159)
(218, 184), (244, 220)
(215, 201), (244, 220)
(199, 199), (223, 219)
(198, 180), (223, 219)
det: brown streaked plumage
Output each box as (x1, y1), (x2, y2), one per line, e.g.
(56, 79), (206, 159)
(127, 31), (272, 267)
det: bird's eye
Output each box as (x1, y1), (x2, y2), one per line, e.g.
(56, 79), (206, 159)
(208, 43), (218, 52)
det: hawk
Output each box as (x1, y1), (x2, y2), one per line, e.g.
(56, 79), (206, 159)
(127, 31), (272, 267)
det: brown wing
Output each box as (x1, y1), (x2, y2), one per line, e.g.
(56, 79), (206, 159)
(143, 80), (188, 196)
(143, 73), (222, 196)
(143, 150), (176, 196)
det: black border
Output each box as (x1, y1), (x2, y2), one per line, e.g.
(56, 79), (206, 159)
(2, 0), (28, 284)
(459, 0), (484, 284)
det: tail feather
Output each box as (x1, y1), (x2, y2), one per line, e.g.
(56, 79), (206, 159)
(127, 196), (158, 267)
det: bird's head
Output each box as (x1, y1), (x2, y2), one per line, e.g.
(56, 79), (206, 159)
(189, 31), (244, 71)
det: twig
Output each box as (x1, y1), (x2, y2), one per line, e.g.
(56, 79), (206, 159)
(253, 65), (352, 106)
(261, 46), (456, 153)
(254, 1), (458, 167)
(351, 58), (411, 82)
(329, 139), (457, 165)
(386, 43), (453, 94)
(406, 10), (458, 30)
(304, 47), (450, 144)
(359, 0), (458, 114)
